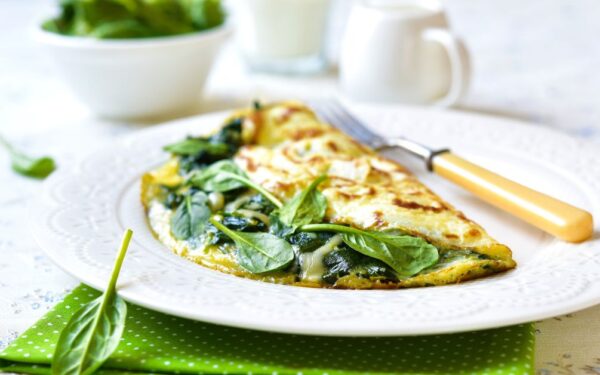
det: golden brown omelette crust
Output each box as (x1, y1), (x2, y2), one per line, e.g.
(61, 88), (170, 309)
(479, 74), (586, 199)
(143, 101), (516, 289)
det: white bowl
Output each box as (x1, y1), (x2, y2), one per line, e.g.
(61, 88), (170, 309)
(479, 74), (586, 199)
(35, 25), (231, 119)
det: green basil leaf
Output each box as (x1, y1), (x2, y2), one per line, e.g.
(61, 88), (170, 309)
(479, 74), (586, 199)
(52, 294), (126, 375)
(42, 19), (62, 33)
(1, 136), (56, 179)
(112, 0), (138, 13)
(191, 160), (283, 207)
(42, 0), (225, 38)
(341, 231), (438, 277)
(322, 246), (398, 284)
(279, 175), (327, 229)
(208, 117), (243, 147)
(191, 160), (246, 192)
(10, 153), (56, 179)
(163, 138), (229, 156)
(171, 192), (211, 240)
(300, 223), (439, 277)
(210, 217), (294, 273)
(90, 19), (156, 38)
(268, 213), (295, 238)
(52, 229), (132, 375)
(184, 0), (226, 30)
(288, 231), (335, 253)
(71, 0), (132, 36)
(137, 0), (195, 35)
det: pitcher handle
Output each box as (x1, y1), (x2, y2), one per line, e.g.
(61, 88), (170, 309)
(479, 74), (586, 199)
(423, 28), (471, 108)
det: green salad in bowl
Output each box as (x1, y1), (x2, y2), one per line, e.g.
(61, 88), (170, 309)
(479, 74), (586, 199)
(37, 0), (230, 119)
(42, 0), (225, 39)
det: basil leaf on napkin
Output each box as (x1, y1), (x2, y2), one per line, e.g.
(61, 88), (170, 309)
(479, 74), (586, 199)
(52, 229), (133, 375)
(0, 136), (56, 179)
(301, 223), (439, 277)
(171, 192), (211, 240)
(210, 217), (294, 273)
(279, 175), (327, 229)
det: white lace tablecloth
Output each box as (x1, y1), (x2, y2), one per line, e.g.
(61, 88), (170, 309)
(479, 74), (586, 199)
(1, 0), (599, 373)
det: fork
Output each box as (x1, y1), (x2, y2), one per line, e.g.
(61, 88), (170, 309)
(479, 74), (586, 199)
(309, 100), (593, 243)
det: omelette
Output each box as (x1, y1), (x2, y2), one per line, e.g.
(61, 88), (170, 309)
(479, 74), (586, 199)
(141, 101), (516, 289)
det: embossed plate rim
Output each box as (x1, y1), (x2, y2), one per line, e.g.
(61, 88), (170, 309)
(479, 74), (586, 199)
(31, 105), (600, 336)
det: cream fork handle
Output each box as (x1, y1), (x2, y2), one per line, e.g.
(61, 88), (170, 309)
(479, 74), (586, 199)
(432, 152), (594, 243)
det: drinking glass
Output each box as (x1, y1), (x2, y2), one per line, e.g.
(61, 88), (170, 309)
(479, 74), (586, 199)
(232, 0), (332, 74)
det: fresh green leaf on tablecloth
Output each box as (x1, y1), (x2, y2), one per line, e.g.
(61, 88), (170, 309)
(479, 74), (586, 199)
(0, 135), (56, 179)
(51, 230), (132, 375)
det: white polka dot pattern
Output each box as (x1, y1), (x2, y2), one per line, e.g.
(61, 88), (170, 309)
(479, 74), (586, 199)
(0, 285), (536, 374)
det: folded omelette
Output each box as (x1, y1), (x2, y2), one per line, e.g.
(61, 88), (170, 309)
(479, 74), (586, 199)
(141, 101), (516, 289)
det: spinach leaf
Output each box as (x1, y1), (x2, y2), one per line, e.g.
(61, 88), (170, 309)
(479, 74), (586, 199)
(240, 193), (275, 215)
(163, 138), (229, 156)
(0, 136), (56, 179)
(208, 118), (243, 148)
(301, 223), (439, 277)
(204, 223), (231, 245)
(279, 175), (327, 229)
(171, 191), (211, 240)
(183, 0), (226, 31)
(191, 160), (283, 208)
(161, 185), (185, 210)
(210, 217), (294, 273)
(42, 0), (225, 38)
(221, 213), (267, 232)
(177, 120), (244, 173)
(288, 231), (335, 253)
(136, 0), (196, 35)
(10, 153), (56, 179)
(90, 19), (155, 38)
(341, 231), (438, 277)
(191, 160), (246, 192)
(322, 246), (398, 284)
(268, 213), (295, 238)
(52, 229), (132, 375)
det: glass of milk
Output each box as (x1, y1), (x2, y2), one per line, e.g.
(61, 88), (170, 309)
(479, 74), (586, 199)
(232, 0), (332, 74)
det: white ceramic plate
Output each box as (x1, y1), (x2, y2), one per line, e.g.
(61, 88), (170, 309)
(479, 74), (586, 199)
(31, 105), (600, 336)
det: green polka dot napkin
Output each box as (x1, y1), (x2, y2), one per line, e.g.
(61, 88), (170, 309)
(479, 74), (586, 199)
(0, 285), (535, 375)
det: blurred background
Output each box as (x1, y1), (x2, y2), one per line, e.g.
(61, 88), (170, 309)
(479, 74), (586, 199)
(1, 1), (600, 372)
(1, 0), (599, 138)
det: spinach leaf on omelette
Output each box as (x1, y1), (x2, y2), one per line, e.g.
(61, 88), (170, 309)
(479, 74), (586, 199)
(141, 101), (516, 289)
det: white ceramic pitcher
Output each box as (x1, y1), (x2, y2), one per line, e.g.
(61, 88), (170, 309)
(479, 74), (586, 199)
(339, 0), (470, 107)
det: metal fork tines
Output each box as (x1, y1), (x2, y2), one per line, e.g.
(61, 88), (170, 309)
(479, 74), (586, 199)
(308, 100), (447, 170)
(307, 100), (386, 147)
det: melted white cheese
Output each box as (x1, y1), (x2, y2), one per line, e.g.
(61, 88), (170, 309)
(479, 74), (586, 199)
(300, 234), (342, 282)
(327, 159), (371, 182)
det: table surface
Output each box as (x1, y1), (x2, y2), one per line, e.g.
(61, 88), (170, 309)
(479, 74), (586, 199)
(1, 0), (599, 373)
